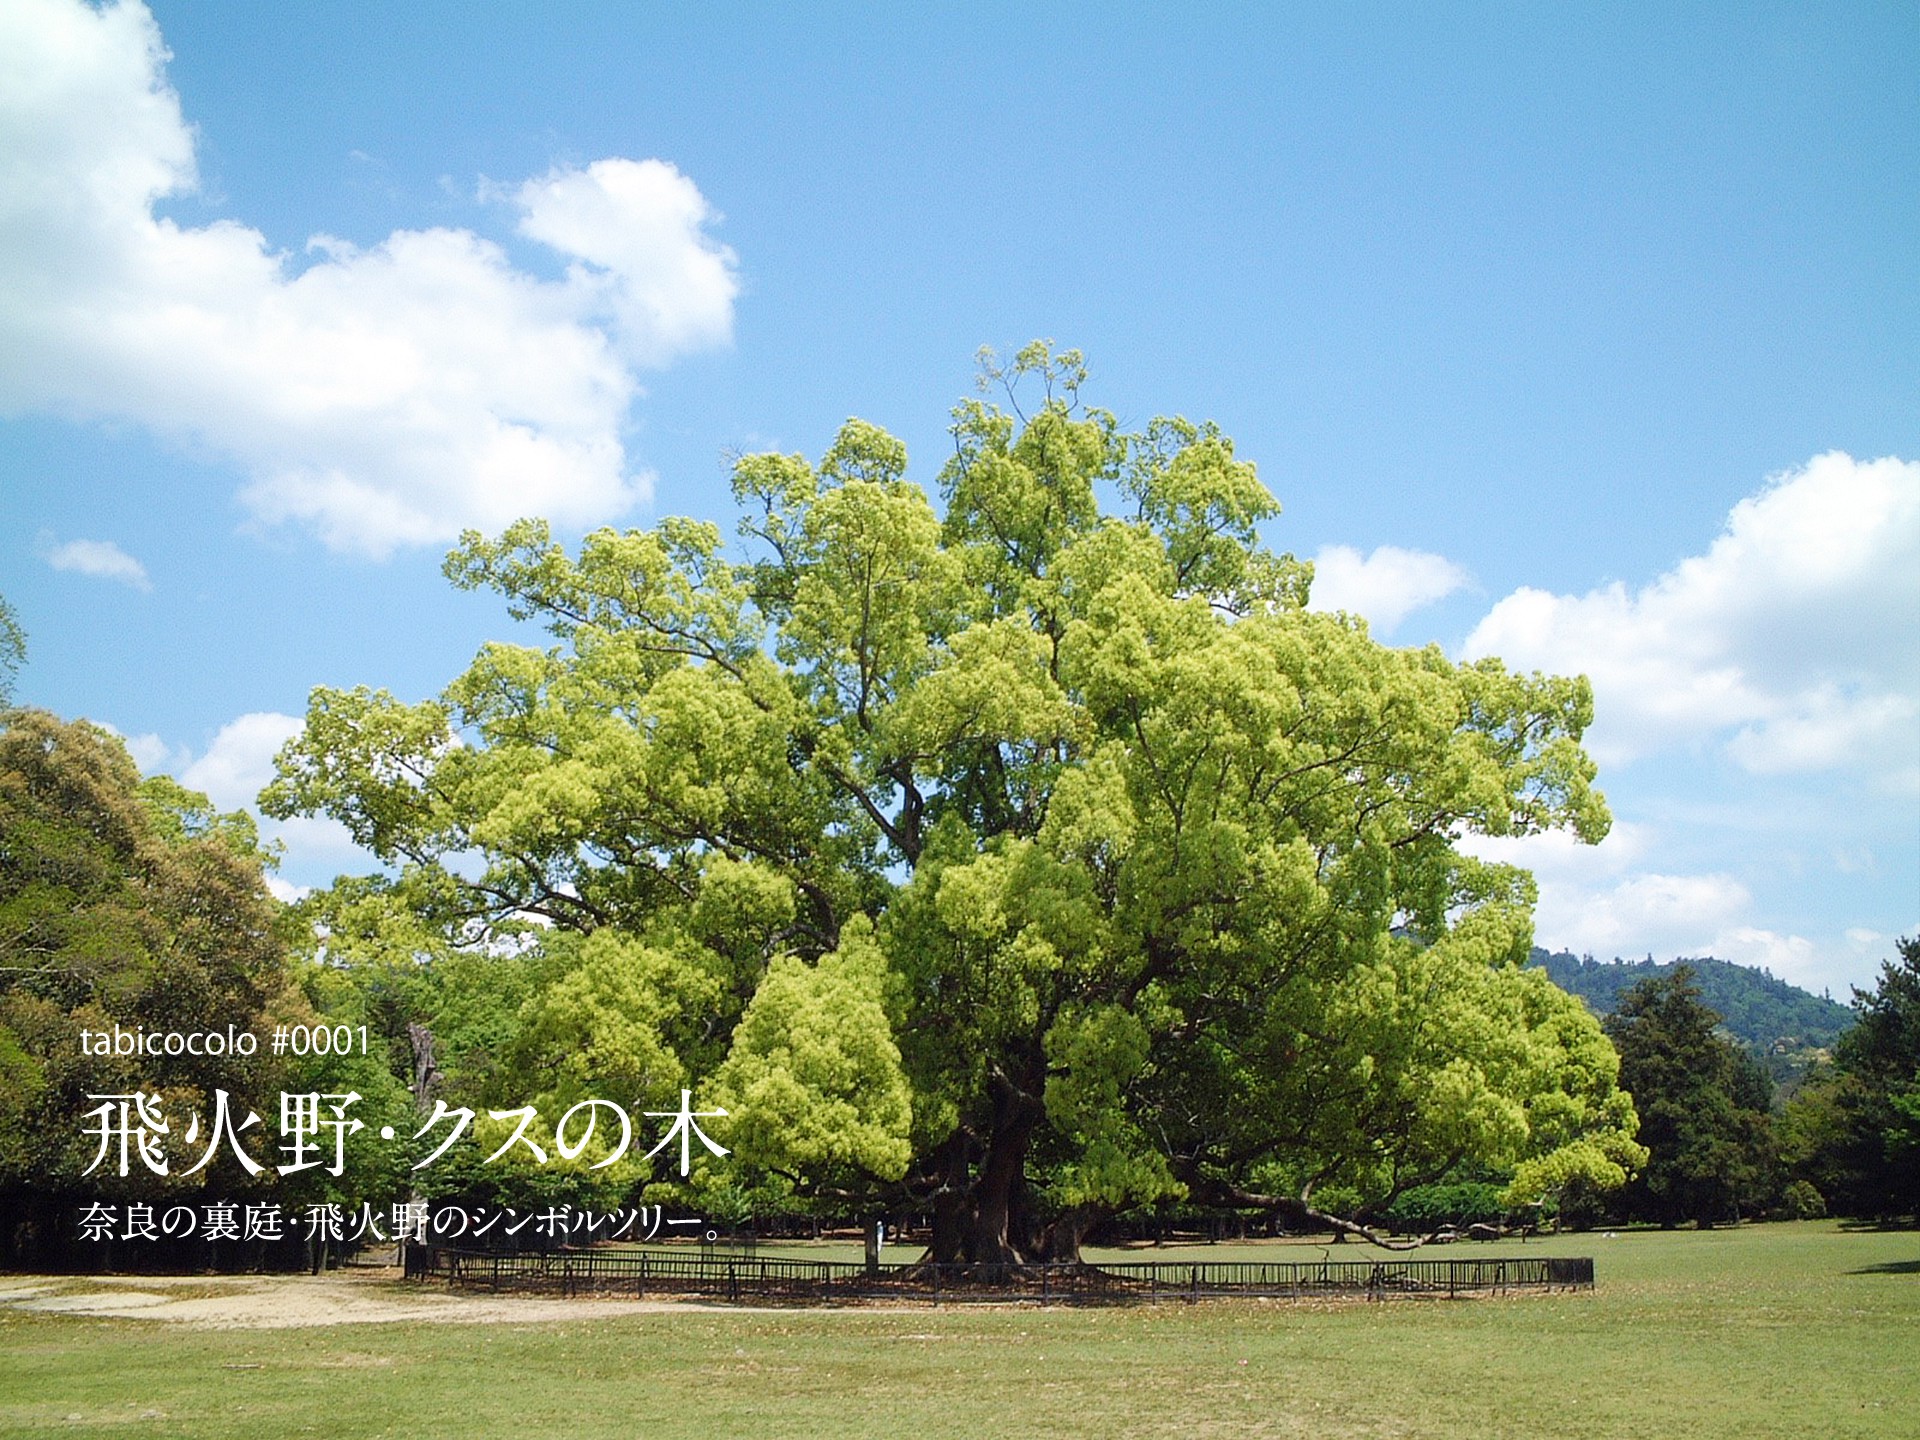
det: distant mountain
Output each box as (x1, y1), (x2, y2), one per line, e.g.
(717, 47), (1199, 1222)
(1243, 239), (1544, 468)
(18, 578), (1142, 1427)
(1527, 950), (1855, 1057)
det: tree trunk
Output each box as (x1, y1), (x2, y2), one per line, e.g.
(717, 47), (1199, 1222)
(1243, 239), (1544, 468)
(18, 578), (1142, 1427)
(1034, 1205), (1101, 1262)
(968, 1106), (1036, 1268)
(407, 1022), (440, 1106)
(926, 1132), (971, 1264)
(925, 1069), (1052, 1270)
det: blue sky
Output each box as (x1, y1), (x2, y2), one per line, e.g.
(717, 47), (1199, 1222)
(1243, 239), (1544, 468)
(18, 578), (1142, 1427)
(2, 0), (1914, 994)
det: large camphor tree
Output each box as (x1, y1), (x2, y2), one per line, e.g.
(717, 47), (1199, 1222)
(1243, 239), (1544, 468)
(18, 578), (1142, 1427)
(267, 345), (1643, 1263)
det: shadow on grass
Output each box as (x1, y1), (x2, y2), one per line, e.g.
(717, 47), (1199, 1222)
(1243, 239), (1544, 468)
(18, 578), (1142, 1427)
(1847, 1259), (1920, 1275)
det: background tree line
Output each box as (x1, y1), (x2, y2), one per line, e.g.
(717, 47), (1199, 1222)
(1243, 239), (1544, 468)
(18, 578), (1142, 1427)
(1551, 953), (1916, 1230)
(1530, 949), (1853, 1093)
(0, 709), (414, 1268)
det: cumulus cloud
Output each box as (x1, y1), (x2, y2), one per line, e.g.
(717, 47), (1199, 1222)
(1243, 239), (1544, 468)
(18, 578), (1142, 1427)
(511, 160), (739, 368)
(177, 711), (303, 812)
(1462, 827), (1831, 988)
(1464, 452), (1920, 789)
(1307, 544), (1469, 633)
(38, 534), (151, 589)
(264, 875), (314, 904)
(150, 711), (363, 881)
(0, 0), (738, 558)
(91, 720), (180, 771)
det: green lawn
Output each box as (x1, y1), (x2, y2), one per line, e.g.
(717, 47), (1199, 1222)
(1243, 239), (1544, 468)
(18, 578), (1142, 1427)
(1, 1222), (1913, 1439)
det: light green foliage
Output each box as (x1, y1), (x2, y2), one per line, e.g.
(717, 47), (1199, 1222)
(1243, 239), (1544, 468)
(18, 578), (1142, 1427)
(711, 916), (913, 1199)
(1043, 1002), (1177, 1209)
(507, 930), (709, 1110)
(266, 344), (1635, 1256)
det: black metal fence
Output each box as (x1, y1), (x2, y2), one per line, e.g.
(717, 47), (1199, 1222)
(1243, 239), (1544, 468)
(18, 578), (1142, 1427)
(403, 1244), (1594, 1306)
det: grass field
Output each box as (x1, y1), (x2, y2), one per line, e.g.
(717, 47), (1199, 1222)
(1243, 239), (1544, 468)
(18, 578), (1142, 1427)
(1, 1222), (1913, 1438)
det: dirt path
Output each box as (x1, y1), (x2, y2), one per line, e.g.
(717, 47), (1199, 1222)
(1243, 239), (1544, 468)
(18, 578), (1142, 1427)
(0, 1269), (723, 1329)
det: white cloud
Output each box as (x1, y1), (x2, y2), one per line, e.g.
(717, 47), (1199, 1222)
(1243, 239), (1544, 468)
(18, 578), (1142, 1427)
(1463, 452), (1920, 787)
(1464, 823), (1724, 957)
(91, 719), (180, 770)
(511, 159), (739, 369)
(0, 0), (738, 558)
(1709, 926), (1820, 981)
(264, 875), (314, 904)
(1307, 544), (1469, 633)
(177, 711), (303, 811)
(119, 730), (179, 771)
(1464, 826), (1848, 991)
(39, 534), (151, 589)
(126, 710), (365, 882)
(1832, 847), (1877, 875)
(1725, 688), (1916, 781)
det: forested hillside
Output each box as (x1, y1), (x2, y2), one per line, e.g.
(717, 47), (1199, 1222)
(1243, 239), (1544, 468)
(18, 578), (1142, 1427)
(1529, 951), (1854, 1054)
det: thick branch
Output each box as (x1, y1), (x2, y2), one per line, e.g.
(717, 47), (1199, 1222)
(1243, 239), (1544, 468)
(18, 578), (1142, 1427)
(1215, 1182), (1446, 1252)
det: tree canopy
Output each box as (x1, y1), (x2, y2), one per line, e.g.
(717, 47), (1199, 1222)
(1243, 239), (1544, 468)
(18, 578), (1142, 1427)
(0, 708), (410, 1265)
(1783, 937), (1920, 1220)
(0, 710), (285, 1200)
(267, 344), (1642, 1260)
(1601, 966), (1777, 1228)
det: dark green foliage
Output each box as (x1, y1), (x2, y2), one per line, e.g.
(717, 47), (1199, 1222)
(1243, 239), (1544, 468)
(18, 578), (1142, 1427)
(1531, 949), (1854, 1053)
(1378, 1181), (1509, 1232)
(1604, 966), (1778, 1227)
(0, 710), (290, 1194)
(1782, 937), (1919, 1220)
(0, 709), (409, 1265)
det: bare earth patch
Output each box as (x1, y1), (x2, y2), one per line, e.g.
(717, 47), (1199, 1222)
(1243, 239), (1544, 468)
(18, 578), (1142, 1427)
(0, 1268), (717, 1328)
